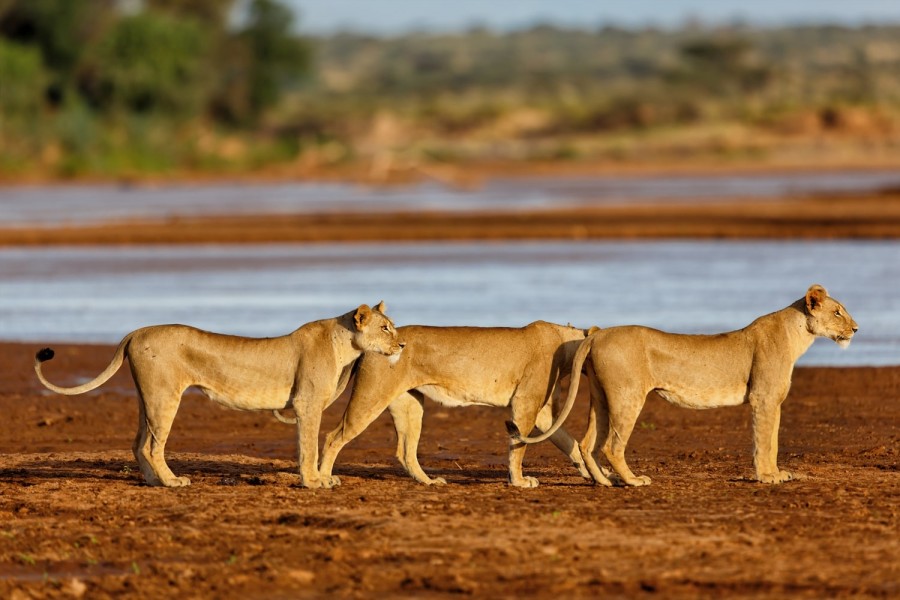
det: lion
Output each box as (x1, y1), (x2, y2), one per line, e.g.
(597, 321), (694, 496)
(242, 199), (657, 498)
(311, 321), (593, 488)
(509, 285), (858, 486)
(34, 303), (403, 489)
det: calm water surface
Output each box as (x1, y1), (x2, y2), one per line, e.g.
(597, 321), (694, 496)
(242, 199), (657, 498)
(2, 170), (900, 226)
(0, 241), (896, 366)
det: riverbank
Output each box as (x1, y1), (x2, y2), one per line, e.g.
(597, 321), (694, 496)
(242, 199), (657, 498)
(2, 190), (898, 245)
(5, 154), (900, 189)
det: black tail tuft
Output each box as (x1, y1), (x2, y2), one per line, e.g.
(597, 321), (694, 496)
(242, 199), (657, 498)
(504, 420), (521, 438)
(36, 348), (55, 362)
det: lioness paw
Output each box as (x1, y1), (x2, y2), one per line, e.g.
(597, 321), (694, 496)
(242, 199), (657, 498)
(510, 476), (540, 489)
(163, 476), (191, 488)
(321, 475), (341, 488)
(425, 476), (447, 486)
(591, 473), (614, 487)
(624, 475), (651, 487)
(758, 470), (793, 484)
(299, 476), (325, 489)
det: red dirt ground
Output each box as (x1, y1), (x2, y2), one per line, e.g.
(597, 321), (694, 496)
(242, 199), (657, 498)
(0, 342), (897, 598)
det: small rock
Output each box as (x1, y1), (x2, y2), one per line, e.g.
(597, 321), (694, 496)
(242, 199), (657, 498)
(285, 569), (315, 584)
(63, 578), (88, 598)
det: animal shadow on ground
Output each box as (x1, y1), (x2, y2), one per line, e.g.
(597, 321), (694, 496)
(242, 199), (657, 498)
(6, 454), (608, 489)
(331, 463), (594, 487)
(4, 458), (139, 484)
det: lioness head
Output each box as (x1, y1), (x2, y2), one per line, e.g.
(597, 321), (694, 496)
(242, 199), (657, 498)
(804, 284), (858, 348)
(352, 301), (404, 356)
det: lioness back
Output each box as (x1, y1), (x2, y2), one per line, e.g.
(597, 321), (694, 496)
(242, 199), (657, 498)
(128, 324), (297, 374)
(397, 321), (584, 377)
(590, 326), (758, 407)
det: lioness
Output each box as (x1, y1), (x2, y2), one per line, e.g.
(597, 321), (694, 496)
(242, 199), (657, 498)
(315, 321), (592, 488)
(510, 285), (857, 486)
(34, 303), (402, 489)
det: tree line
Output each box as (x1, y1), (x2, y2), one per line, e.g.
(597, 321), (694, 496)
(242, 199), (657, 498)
(1, 2), (898, 177)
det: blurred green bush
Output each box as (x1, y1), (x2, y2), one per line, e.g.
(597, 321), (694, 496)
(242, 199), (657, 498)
(0, 38), (45, 115)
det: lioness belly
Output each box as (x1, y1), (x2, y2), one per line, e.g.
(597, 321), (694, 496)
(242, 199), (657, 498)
(416, 384), (511, 408)
(654, 385), (747, 409)
(197, 385), (292, 411)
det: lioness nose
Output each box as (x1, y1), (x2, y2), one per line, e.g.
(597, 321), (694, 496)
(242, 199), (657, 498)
(852, 325), (859, 333)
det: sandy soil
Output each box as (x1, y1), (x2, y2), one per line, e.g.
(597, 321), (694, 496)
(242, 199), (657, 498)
(0, 341), (897, 598)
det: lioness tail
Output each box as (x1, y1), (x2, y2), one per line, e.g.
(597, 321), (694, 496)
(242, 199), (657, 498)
(507, 330), (596, 444)
(34, 333), (134, 395)
(271, 409), (298, 424)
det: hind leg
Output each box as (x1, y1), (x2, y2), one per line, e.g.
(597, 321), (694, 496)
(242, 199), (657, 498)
(578, 376), (614, 486)
(602, 388), (651, 486)
(136, 390), (189, 487)
(387, 392), (446, 485)
(534, 402), (590, 479)
(507, 395), (548, 488)
(132, 398), (162, 485)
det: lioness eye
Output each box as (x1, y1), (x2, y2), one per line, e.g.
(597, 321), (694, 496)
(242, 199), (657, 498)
(382, 326), (390, 332)
(834, 310), (842, 317)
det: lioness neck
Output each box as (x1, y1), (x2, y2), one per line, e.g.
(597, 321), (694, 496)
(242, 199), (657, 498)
(293, 314), (361, 368)
(333, 313), (364, 366)
(774, 300), (817, 363)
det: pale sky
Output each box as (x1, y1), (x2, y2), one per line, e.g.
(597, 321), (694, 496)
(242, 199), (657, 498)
(284, 0), (900, 34)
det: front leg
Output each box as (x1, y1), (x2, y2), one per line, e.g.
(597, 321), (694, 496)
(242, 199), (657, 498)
(319, 383), (402, 486)
(751, 400), (792, 483)
(387, 392), (446, 485)
(576, 380), (614, 487)
(294, 386), (332, 489)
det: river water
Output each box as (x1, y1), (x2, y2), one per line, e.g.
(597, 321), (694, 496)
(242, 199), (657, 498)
(2, 170), (900, 226)
(0, 241), (896, 366)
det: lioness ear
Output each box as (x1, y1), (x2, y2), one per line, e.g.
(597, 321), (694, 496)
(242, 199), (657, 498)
(354, 304), (372, 329)
(374, 300), (386, 313)
(805, 284), (828, 312)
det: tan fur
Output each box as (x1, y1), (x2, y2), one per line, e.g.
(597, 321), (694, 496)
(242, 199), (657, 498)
(514, 285), (858, 486)
(316, 321), (592, 488)
(34, 303), (402, 489)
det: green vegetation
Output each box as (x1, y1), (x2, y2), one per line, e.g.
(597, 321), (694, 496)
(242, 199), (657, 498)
(1, 1), (899, 179)
(0, 0), (309, 177)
